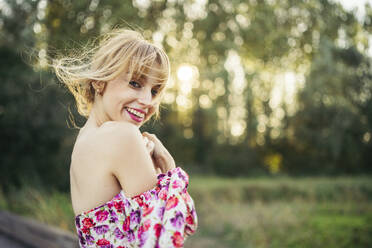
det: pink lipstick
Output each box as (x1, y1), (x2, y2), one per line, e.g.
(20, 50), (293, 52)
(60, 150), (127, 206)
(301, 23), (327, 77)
(125, 108), (143, 123)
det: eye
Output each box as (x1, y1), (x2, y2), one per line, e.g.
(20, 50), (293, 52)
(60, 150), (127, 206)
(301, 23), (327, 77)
(151, 89), (159, 96)
(129, 80), (141, 88)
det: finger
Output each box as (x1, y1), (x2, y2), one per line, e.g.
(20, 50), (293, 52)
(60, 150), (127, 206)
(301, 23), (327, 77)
(142, 132), (156, 139)
(142, 132), (161, 144)
(147, 140), (154, 150)
(147, 142), (155, 156)
(142, 132), (151, 137)
(145, 139), (154, 148)
(143, 136), (149, 144)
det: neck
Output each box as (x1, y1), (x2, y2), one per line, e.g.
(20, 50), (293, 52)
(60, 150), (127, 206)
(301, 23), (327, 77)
(84, 99), (109, 129)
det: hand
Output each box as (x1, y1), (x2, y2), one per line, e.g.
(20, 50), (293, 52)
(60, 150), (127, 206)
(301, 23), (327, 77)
(142, 132), (176, 174)
(142, 136), (162, 174)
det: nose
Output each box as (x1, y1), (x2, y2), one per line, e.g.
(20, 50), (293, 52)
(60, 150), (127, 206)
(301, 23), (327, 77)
(137, 88), (153, 107)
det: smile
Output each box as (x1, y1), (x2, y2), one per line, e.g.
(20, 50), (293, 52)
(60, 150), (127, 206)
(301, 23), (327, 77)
(125, 107), (145, 122)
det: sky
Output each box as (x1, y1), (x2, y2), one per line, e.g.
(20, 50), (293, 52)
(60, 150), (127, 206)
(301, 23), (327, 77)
(332, 0), (371, 22)
(333, 0), (372, 56)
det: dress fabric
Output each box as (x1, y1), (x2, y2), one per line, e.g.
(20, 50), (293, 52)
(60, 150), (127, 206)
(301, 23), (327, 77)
(75, 167), (198, 248)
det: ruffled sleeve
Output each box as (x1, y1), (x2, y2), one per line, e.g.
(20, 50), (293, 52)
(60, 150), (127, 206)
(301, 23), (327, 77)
(74, 166), (198, 248)
(130, 166), (198, 248)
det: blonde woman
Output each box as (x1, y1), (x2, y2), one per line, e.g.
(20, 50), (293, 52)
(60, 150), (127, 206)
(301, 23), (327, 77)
(54, 29), (198, 247)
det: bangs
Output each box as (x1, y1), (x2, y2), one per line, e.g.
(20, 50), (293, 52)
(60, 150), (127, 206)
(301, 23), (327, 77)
(127, 43), (170, 92)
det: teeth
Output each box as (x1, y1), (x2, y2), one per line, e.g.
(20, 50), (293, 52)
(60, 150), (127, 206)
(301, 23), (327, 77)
(126, 107), (144, 118)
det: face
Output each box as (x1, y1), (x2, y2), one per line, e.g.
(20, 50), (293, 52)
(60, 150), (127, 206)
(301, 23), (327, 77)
(97, 69), (163, 127)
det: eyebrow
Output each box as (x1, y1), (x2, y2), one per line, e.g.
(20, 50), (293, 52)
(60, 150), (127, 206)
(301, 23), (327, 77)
(136, 74), (163, 88)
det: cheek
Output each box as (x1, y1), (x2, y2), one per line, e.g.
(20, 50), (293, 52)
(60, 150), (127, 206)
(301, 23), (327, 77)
(148, 107), (156, 117)
(145, 106), (157, 120)
(102, 92), (124, 114)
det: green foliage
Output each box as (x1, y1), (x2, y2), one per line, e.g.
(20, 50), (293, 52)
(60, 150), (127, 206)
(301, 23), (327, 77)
(0, 47), (74, 192)
(0, 0), (371, 190)
(188, 176), (372, 248)
(283, 38), (372, 174)
(190, 175), (372, 204)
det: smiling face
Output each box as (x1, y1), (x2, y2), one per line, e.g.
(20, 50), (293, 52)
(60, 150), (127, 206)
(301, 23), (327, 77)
(96, 66), (165, 127)
(84, 32), (169, 128)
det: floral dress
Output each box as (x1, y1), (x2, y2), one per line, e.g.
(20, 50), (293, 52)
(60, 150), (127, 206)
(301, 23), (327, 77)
(75, 167), (198, 248)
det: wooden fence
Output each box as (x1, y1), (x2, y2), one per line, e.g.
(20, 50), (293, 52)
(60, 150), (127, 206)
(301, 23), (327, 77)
(0, 210), (79, 248)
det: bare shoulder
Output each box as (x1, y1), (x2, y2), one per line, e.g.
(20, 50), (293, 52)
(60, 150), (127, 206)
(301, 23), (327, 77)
(72, 121), (143, 172)
(97, 121), (143, 149)
(99, 120), (140, 135)
(91, 121), (158, 197)
(73, 122), (137, 156)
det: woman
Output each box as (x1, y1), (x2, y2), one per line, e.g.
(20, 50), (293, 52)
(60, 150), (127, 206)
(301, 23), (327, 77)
(53, 29), (198, 247)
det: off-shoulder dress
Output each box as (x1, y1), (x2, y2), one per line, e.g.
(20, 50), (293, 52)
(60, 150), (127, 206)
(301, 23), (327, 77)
(74, 167), (198, 248)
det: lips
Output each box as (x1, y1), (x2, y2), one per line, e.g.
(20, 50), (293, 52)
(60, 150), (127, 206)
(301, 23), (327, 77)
(124, 107), (145, 123)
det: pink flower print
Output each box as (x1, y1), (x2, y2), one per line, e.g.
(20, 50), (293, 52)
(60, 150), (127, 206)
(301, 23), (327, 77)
(94, 225), (109, 235)
(113, 200), (125, 213)
(124, 199), (130, 208)
(130, 209), (141, 225)
(138, 226), (149, 247)
(96, 238), (111, 247)
(158, 188), (168, 200)
(134, 196), (144, 207)
(82, 217), (95, 228)
(137, 221), (149, 237)
(172, 231), (184, 247)
(114, 227), (125, 240)
(95, 210), (109, 222)
(170, 211), (184, 229)
(122, 216), (130, 232)
(109, 209), (118, 223)
(155, 185), (161, 193)
(186, 214), (194, 225)
(81, 226), (90, 235)
(177, 170), (188, 182)
(154, 223), (164, 238)
(182, 192), (192, 203)
(143, 191), (152, 200)
(85, 234), (95, 245)
(172, 179), (182, 189)
(75, 217), (81, 228)
(165, 195), (179, 210)
(185, 225), (195, 235)
(78, 230), (85, 245)
(143, 219), (151, 232)
(73, 167), (198, 247)
(143, 204), (154, 217)
(157, 206), (165, 218)
(127, 229), (135, 242)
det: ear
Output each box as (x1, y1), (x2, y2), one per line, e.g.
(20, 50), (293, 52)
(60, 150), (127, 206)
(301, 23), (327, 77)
(92, 81), (106, 93)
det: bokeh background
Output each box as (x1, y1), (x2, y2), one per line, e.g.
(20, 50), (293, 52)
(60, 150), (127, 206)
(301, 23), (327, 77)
(1, 0), (372, 247)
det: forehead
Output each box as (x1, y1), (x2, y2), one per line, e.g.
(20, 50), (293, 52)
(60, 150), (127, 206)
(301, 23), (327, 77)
(132, 63), (166, 86)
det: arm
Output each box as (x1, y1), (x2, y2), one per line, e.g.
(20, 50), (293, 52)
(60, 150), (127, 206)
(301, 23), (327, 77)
(142, 132), (176, 174)
(100, 121), (158, 197)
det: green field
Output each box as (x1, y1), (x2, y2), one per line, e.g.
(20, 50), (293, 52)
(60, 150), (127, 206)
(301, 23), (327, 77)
(1, 176), (371, 248)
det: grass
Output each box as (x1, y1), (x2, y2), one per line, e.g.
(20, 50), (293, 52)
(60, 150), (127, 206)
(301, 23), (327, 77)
(1, 176), (372, 248)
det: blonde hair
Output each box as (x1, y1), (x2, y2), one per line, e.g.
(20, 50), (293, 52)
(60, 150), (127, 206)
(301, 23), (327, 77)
(53, 28), (170, 123)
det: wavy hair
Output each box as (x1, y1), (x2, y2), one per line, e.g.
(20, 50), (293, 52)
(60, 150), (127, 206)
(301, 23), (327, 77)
(53, 29), (170, 124)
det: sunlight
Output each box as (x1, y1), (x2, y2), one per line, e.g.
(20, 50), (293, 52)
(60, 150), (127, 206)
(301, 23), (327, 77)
(270, 71), (302, 116)
(224, 50), (247, 140)
(231, 121), (245, 137)
(177, 65), (193, 81)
